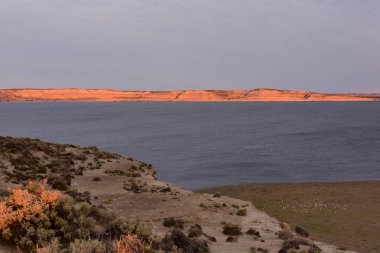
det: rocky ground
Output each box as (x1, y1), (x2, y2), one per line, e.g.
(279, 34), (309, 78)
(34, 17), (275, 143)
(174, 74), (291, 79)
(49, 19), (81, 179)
(0, 137), (355, 252)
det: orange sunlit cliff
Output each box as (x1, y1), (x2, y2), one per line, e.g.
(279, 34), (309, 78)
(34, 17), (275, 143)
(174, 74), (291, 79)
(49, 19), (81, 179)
(0, 89), (379, 102)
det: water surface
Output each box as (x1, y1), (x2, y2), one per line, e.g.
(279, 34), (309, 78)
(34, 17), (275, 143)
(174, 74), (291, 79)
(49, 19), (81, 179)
(0, 102), (379, 189)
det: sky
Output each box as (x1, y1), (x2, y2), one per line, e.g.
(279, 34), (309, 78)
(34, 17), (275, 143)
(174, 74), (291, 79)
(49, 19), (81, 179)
(0, 0), (379, 93)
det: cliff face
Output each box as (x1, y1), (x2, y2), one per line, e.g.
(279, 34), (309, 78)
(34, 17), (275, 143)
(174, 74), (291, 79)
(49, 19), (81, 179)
(0, 88), (378, 102)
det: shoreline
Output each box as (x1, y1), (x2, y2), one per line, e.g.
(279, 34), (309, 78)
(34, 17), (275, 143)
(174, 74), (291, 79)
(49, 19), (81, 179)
(195, 179), (380, 189)
(0, 136), (353, 253)
(1, 88), (379, 102)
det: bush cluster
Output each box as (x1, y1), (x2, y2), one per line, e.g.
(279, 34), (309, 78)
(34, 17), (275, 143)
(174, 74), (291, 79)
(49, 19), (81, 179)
(0, 180), (207, 253)
(222, 223), (242, 236)
(0, 180), (102, 252)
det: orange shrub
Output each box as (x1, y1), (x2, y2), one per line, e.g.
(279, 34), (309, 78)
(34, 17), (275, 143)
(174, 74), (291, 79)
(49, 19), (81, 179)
(0, 180), (62, 232)
(114, 232), (145, 253)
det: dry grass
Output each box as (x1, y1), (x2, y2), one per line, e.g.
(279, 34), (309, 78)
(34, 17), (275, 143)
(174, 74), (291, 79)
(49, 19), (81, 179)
(198, 180), (380, 253)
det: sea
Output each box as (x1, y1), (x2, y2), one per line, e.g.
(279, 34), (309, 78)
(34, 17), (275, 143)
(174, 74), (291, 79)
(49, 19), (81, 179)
(0, 102), (379, 189)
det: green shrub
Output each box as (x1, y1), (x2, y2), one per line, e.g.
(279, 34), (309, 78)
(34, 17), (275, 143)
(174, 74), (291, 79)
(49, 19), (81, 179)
(47, 174), (72, 191)
(222, 223), (242, 236)
(65, 190), (91, 204)
(102, 218), (152, 243)
(278, 230), (294, 240)
(68, 239), (106, 253)
(160, 229), (209, 253)
(236, 209), (247, 216)
(163, 217), (184, 229)
(280, 238), (321, 252)
(93, 151), (119, 160)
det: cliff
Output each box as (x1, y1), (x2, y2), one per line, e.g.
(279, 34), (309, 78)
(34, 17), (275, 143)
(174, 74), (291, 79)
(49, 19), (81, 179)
(0, 88), (379, 102)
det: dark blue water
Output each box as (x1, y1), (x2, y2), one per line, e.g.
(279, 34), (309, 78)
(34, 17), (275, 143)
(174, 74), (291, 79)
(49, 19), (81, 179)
(0, 102), (379, 189)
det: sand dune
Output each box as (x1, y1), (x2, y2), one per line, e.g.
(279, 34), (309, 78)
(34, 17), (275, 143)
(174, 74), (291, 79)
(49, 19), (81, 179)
(0, 88), (379, 102)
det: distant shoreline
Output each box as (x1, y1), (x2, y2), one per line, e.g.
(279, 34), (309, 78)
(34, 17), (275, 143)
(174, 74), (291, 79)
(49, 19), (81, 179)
(1, 88), (379, 102)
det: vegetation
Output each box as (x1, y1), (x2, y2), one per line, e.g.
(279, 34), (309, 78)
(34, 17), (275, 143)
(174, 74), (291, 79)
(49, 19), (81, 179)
(113, 233), (144, 253)
(235, 208), (247, 216)
(0, 180), (105, 251)
(199, 181), (380, 252)
(160, 229), (209, 253)
(222, 223), (242, 236)
(0, 136), (120, 187)
(279, 238), (321, 253)
(163, 217), (184, 229)
(0, 180), (207, 253)
(93, 150), (120, 160)
(0, 137), (210, 253)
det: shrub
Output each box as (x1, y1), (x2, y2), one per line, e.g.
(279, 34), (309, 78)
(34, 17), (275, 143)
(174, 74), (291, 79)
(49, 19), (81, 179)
(47, 174), (72, 191)
(0, 180), (101, 252)
(160, 229), (209, 253)
(163, 217), (184, 229)
(113, 233), (144, 253)
(68, 239), (106, 253)
(236, 209), (247, 216)
(0, 180), (63, 251)
(65, 190), (91, 204)
(295, 226), (309, 237)
(36, 238), (61, 253)
(92, 177), (101, 181)
(225, 236), (238, 242)
(222, 223), (242, 236)
(213, 193), (221, 198)
(280, 238), (320, 252)
(94, 151), (119, 160)
(188, 224), (203, 238)
(103, 218), (152, 243)
(246, 228), (260, 237)
(278, 230), (294, 240)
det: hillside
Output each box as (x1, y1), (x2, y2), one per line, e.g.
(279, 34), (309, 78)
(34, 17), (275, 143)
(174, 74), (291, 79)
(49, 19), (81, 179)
(0, 137), (352, 253)
(0, 89), (379, 102)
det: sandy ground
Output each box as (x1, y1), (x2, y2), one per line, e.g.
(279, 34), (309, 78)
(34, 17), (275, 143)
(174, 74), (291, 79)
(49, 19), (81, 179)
(70, 156), (354, 253)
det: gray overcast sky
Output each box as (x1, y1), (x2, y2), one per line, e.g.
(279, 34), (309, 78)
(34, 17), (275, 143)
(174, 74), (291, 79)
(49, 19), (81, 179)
(0, 0), (379, 92)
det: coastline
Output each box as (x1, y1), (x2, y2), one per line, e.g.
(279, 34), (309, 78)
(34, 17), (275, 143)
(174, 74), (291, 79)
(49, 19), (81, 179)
(0, 88), (379, 102)
(0, 136), (354, 253)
